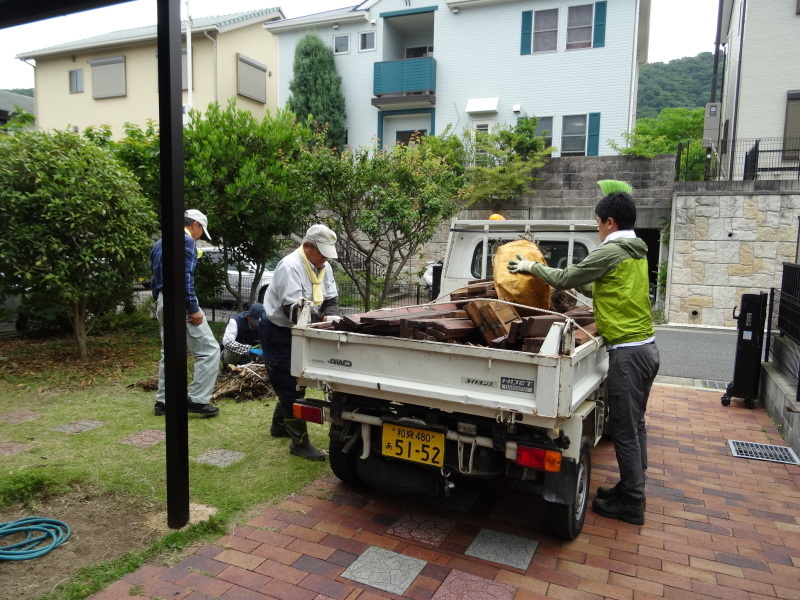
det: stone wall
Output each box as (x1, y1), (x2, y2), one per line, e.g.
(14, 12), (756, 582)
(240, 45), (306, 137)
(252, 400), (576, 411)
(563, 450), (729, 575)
(666, 181), (800, 327)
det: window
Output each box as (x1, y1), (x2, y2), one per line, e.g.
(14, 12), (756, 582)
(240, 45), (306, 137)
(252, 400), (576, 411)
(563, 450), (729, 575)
(69, 68), (83, 94)
(534, 116), (553, 148)
(567, 5), (594, 49)
(237, 53), (267, 104)
(396, 130), (426, 146)
(561, 114), (587, 155)
(784, 90), (800, 161)
(471, 240), (589, 279)
(533, 9), (558, 53)
(154, 48), (190, 90)
(406, 45), (433, 58)
(88, 56), (126, 99)
(359, 31), (376, 52)
(334, 34), (350, 54)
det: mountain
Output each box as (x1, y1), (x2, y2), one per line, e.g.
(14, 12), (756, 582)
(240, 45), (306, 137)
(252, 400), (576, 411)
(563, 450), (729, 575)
(1, 88), (34, 97)
(637, 52), (717, 119)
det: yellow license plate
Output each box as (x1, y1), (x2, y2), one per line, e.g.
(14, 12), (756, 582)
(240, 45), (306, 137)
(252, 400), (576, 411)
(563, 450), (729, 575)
(382, 423), (445, 467)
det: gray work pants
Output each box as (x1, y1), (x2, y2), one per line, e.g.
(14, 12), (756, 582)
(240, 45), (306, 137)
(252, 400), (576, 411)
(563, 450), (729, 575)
(606, 341), (660, 502)
(155, 294), (220, 405)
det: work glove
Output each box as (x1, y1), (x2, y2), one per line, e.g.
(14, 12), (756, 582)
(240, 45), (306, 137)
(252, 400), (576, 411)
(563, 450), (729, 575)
(325, 315), (342, 323)
(507, 254), (537, 275)
(248, 347), (263, 357)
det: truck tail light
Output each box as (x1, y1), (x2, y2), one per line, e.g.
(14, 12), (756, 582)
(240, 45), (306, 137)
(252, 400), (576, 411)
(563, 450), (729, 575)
(516, 445), (562, 472)
(292, 402), (323, 424)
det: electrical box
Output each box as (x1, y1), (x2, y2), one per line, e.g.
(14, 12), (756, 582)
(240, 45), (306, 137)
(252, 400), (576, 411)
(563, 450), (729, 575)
(703, 102), (721, 146)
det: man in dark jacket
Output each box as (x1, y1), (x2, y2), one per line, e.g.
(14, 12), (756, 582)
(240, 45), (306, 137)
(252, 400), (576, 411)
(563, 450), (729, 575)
(221, 302), (266, 369)
(508, 180), (660, 524)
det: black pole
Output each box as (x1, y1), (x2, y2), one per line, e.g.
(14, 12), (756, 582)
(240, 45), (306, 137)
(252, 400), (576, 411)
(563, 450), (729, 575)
(157, 0), (190, 530)
(764, 288), (774, 363)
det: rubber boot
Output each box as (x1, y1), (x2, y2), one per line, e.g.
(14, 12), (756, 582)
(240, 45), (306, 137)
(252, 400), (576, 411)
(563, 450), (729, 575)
(284, 415), (326, 461)
(270, 403), (288, 438)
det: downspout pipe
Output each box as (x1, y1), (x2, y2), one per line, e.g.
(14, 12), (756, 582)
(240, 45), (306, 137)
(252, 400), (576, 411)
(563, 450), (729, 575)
(204, 31), (218, 102)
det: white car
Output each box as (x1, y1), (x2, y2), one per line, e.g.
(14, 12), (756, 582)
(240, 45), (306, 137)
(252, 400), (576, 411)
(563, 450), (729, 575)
(203, 247), (280, 306)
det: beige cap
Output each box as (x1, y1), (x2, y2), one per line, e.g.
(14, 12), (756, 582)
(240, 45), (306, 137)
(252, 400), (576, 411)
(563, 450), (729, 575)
(304, 224), (338, 259)
(185, 209), (211, 241)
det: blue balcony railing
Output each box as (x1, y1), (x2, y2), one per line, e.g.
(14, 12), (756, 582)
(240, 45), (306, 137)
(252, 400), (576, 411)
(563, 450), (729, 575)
(373, 57), (437, 96)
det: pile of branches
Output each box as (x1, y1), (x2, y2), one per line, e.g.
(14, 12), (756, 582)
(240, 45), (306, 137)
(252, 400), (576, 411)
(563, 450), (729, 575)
(213, 363), (275, 401)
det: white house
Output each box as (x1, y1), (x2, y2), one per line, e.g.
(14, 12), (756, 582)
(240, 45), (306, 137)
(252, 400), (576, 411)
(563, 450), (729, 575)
(714, 0), (800, 180)
(266, 0), (651, 155)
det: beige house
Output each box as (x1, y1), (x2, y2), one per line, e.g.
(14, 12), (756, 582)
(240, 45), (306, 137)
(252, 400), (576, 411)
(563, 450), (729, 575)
(16, 8), (284, 137)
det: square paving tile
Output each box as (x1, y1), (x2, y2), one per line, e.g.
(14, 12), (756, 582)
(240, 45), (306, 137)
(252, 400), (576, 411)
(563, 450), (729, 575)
(51, 420), (106, 433)
(386, 512), (455, 546)
(0, 441), (33, 456)
(464, 528), (538, 570)
(120, 429), (167, 447)
(194, 448), (245, 467)
(431, 569), (516, 600)
(340, 546), (427, 595)
(0, 409), (42, 424)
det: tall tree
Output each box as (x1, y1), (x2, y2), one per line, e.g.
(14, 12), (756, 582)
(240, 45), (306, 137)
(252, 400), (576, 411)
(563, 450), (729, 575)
(288, 33), (347, 150)
(183, 100), (316, 308)
(0, 130), (156, 357)
(637, 53), (716, 119)
(297, 134), (467, 310)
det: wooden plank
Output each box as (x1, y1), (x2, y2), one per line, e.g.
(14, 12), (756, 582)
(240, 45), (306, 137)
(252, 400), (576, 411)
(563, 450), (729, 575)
(520, 314), (567, 338)
(465, 300), (521, 343)
(574, 322), (599, 346)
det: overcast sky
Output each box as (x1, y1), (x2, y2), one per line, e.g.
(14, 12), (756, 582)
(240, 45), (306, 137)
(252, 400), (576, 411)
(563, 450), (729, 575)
(0, 0), (720, 90)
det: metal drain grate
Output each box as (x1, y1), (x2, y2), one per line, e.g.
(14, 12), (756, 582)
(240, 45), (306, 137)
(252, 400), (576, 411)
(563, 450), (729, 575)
(729, 440), (800, 465)
(703, 380), (729, 390)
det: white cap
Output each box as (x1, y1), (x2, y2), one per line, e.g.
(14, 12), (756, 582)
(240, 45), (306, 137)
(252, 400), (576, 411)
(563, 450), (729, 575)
(185, 209), (211, 241)
(304, 224), (338, 259)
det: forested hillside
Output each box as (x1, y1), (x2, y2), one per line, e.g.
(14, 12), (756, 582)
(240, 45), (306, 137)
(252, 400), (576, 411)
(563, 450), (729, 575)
(637, 52), (717, 119)
(1, 88), (34, 97)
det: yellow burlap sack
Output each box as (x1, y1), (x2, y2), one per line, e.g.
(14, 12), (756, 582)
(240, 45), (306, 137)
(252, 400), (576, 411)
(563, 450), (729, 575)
(493, 239), (552, 310)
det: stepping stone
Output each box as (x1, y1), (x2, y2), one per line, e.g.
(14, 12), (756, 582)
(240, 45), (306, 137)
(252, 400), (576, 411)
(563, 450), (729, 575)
(386, 512), (455, 547)
(194, 449), (245, 467)
(341, 546), (426, 595)
(51, 420), (106, 433)
(431, 569), (516, 600)
(0, 409), (41, 424)
(465, 528), (538, 570)
(0, 441), (32, 456)
(120, 429), (166, 447)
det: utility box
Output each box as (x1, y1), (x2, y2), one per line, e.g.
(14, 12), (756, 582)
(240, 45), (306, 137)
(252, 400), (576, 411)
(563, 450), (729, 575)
(703, 102), (721, 146)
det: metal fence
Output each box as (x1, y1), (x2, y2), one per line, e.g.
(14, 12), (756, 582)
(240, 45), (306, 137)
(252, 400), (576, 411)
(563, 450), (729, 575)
(676, 137), (800, 182)
(765, 263), (800, 403)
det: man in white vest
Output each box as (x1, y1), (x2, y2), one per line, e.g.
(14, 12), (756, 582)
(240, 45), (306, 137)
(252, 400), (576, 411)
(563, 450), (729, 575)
(259, 224), (340, 460)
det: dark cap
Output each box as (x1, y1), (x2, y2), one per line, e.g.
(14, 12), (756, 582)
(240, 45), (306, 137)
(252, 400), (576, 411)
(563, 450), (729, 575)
(248, 302), (267, 324)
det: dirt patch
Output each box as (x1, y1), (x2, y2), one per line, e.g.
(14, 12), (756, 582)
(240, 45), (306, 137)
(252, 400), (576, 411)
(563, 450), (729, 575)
(0, 488), (165, 600)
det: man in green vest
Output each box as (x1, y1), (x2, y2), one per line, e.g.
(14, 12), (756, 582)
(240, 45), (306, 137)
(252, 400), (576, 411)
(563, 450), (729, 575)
(508, 180), (660, 524)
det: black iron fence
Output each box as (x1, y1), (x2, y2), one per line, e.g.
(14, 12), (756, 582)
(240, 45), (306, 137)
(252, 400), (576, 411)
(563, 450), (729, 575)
(765, 263), (800, 403)
(676, 137), (800, 182)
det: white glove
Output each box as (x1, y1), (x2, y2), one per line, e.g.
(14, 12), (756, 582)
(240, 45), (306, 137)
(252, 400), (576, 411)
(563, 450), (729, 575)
(325, 315), (342, 323)
(507, 254), (537, 275)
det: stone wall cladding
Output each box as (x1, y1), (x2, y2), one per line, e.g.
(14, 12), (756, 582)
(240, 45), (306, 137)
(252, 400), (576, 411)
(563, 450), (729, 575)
(667, 183), (800, 327)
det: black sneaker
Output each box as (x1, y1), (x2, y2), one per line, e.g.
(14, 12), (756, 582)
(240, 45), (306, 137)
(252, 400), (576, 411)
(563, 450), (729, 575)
(187, 401), (219, 418)
(597, 484), (646, 509)
(592, 495), (645, 525)
(154, 402), (166, 416)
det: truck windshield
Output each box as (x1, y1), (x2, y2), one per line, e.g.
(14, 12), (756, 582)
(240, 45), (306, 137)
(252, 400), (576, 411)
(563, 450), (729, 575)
(471, 240), (589, 279)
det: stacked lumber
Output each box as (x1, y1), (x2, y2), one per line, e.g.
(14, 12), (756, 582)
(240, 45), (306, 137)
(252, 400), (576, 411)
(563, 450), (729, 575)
(322, 302), (599, 353)
(450, 278), (497, 301)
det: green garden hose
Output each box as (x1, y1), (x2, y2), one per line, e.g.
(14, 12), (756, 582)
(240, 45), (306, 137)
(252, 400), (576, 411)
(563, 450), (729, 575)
(0, 517), (71, 561)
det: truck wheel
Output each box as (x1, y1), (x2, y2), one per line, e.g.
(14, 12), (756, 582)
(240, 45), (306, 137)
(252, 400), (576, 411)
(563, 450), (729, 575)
(545, 437), (590, 540)
(257, 285), (269, 304)
(329, 426), (361, 485)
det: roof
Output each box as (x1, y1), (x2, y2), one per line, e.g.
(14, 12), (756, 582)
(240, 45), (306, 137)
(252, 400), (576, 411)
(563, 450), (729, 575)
(16, 8), (284, 59)
(0, 89), (35, 115)
(264, 5), (365, 33)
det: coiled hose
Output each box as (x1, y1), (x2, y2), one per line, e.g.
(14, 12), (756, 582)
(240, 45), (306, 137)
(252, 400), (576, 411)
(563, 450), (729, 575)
(0, 517), (71, 561)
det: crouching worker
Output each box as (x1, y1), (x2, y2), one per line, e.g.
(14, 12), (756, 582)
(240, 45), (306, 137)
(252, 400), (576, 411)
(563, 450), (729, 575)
(507, 180), (660, 525)
(221, 302), (266, 370)
(259, 224), (341, 461)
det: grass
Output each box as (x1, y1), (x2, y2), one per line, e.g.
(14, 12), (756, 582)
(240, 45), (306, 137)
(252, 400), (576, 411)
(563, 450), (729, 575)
(0, 309), (331, 599)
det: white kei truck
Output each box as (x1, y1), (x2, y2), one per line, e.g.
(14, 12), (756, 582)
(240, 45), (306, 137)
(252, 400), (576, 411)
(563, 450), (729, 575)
(290, 218), (608, 540)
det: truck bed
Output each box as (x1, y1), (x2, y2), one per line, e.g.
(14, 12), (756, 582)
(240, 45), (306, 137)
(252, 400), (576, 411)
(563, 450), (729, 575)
(291, 321), (607, 426)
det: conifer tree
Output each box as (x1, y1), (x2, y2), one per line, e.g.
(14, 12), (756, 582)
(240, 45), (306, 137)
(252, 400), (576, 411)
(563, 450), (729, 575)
(288, 33), (347, 150)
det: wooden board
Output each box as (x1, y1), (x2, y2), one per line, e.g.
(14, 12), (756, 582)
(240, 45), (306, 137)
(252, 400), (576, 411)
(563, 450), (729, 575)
(464, 300), (521, 344)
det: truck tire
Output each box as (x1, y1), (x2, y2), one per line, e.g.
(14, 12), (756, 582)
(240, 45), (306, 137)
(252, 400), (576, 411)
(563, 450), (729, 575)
(329, 425), (361, 485)
(544, 437), (590, 540)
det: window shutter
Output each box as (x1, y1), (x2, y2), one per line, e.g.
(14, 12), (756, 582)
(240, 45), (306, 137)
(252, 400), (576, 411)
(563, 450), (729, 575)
(587, 113), (601, 156)
(593, 2), (607, 48)
(521, 11), (533, 55)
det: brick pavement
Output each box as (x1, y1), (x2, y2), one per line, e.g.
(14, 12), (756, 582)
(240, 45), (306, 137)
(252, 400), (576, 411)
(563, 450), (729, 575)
(89, 384), (800, 600)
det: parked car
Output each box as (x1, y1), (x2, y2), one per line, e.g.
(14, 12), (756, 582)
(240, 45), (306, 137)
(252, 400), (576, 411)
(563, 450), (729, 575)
(202, 246), (281, 307)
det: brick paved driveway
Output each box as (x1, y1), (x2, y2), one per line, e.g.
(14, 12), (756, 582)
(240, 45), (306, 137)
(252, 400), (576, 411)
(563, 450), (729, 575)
(91, 384), (800, 600)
